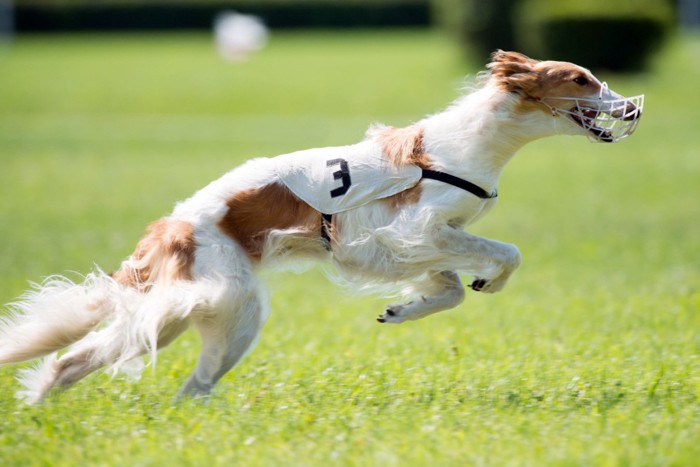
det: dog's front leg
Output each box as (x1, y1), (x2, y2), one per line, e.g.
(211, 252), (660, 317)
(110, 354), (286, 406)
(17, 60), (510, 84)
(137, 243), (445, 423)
(432, 224), (522, 294)
(378, 270), (465, 324)
(375, 226), (520, 324)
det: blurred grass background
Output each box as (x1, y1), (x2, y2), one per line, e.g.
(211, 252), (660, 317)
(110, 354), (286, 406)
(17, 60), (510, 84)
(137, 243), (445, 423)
(0, 18), (699, 467)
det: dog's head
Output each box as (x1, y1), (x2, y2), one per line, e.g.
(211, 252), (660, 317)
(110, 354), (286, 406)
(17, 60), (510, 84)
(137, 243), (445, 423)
(487, 50), (644, 142)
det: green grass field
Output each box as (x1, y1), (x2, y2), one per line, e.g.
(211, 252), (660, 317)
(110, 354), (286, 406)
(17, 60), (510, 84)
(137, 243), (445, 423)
(1, 30), (699, 465)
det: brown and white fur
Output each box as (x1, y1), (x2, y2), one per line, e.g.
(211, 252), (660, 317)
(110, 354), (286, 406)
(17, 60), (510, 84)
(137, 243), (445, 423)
(0, 51), (641, 404)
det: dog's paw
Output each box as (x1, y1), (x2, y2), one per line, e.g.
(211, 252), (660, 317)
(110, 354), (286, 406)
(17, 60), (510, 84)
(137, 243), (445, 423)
(470, 277), (507, 293)
(377, 302), (412, 324)
(470, 278), (489, 292)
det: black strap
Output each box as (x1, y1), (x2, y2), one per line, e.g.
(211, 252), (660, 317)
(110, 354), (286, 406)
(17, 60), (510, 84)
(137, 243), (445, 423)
(320, 169), (496, 249)
(421, 169), (497, 199)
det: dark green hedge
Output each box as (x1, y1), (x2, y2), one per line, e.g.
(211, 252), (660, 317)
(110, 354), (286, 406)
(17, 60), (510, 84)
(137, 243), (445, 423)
(432, 0), (675, 70)
(15, 0), (430, 31)
(523, 18), (668, 71)
(516, 0), (674, 70)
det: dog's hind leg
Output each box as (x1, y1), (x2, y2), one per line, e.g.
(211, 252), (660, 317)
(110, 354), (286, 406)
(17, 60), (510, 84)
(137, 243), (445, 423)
(15, 350), (106, 404)
(14, 352), (101, 405)
(16, 316), (190, 404)
(378, 270), (465, 324)
(176, 281), (268, 400)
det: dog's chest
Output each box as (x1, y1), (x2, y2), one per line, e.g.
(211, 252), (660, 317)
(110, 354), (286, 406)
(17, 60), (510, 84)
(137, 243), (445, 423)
(421, 184), (499, 227)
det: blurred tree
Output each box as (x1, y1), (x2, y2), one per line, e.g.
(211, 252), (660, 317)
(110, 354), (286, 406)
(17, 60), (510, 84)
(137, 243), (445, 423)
(0, 0), (14, 42)
(431, 0), (520, 62)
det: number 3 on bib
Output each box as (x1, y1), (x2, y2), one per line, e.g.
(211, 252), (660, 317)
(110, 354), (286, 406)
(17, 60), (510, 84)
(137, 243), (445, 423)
(327, 158), (352, 198)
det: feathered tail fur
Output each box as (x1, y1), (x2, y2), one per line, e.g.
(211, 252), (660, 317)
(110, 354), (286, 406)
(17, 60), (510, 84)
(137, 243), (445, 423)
(0, 272), (120, 366)
(0, 218), (205, 404)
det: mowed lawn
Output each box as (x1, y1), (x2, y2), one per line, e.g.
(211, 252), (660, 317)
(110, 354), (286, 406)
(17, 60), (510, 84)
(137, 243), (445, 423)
(0, 30), (699, 465)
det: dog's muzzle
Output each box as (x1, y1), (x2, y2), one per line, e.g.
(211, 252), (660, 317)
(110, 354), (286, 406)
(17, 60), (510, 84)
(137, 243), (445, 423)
(544, 83), (644, 143)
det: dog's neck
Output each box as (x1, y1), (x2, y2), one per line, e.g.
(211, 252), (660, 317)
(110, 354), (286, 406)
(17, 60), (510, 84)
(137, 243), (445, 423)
(421, 84), (557, 192)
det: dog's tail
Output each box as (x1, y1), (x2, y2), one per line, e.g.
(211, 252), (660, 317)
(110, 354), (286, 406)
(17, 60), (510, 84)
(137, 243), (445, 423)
(0, 272), (123, 365)
(0, 218), (200, 403)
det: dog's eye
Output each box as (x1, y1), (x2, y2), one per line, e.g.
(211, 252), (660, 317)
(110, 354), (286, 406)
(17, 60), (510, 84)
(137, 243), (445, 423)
(573, 76), (589, 86)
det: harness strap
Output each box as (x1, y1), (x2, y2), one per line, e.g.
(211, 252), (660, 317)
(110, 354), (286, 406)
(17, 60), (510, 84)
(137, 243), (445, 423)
(421, 169), (498, 199)
(320, 169), (497, 250)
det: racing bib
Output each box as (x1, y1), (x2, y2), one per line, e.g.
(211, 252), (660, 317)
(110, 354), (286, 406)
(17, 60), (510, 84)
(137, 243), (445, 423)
(273, 142), (422, 214)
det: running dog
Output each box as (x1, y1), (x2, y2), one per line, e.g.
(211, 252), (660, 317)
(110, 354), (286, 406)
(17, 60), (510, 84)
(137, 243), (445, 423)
(0, 51), (643, 403)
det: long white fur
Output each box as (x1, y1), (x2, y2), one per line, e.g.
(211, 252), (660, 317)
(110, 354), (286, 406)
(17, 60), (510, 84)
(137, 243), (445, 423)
(0, 54), (638, 404)
(0, 273), (118, 365)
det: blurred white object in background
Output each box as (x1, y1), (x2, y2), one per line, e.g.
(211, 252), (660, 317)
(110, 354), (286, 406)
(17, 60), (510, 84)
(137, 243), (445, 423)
(214, 11), (268, 62)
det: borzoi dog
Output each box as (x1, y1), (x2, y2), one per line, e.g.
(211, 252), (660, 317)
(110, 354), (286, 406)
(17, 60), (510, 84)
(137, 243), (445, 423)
(0, 51), (643, 404)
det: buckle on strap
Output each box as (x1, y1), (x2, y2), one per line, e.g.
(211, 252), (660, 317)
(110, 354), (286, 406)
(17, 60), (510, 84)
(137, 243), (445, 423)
(321, 213), (333, 250)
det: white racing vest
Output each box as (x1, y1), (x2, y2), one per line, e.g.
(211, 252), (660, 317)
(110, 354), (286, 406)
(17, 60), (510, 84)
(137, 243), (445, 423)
(273, 142), (423, 214)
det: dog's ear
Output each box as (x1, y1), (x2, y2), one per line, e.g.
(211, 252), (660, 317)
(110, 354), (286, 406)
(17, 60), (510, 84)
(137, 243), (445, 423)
(487, 50), (540, 96)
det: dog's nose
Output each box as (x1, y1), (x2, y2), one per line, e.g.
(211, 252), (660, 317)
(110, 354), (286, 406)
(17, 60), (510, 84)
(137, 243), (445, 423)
(611, 101), (640, 121)
(622, 102), (641, 121)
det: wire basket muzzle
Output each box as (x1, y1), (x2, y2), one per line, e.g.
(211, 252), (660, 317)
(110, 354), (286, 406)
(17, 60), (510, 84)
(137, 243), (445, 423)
(545, 94), (645, 142)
